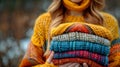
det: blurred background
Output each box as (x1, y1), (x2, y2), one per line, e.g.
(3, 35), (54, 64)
(0, 0), (120, 67)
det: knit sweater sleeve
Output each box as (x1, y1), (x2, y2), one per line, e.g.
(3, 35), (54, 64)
(19, 13), (57, 67)
(103, 13), (120, 67)
(31, 13), (46, 47)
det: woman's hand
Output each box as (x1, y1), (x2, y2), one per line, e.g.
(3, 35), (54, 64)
(46, 51), (88, 67)
(58, 63), (88, 67)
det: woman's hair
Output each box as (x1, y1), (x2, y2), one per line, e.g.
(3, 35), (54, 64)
(44, 0), (105, 55)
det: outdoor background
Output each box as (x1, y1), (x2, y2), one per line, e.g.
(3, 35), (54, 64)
(0, 0), (120, 67)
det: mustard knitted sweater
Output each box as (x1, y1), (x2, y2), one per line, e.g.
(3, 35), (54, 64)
(20, 12), (120, 67)
(31, 12), (119, 46)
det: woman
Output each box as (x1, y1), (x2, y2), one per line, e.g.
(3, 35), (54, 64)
(20, 0), (120, 67)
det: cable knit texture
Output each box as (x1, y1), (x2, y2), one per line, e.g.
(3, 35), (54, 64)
(20, 12), (120, 67)
(19, 0), (120, 66)
(52, 32), (111, 46)
(51, 23), (113, 41)
(50, 41), (109, 56)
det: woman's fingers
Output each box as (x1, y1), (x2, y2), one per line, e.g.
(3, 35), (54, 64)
(46, 51), (54, 64)
(46, 52), (88, 67)
(70, 63), (82, 67)
(58, 63), (73, 67)
(59, 63), (82, 67)
(68, 63), (78, 67)
(83, 63), (88, 67)
(75, 63), (83, 67)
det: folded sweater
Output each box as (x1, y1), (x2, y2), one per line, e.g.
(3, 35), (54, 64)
(54, 50), (108, 65)
(50, 40), (109, 56)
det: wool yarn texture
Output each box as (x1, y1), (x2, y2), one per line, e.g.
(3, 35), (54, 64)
(52, 32), (110, 46)
(52, 58), (105, 67)
(50, 22), (113, 66)
(50, 40), (109, 56)
(63, 0), (90, 12)
(51, 23), (113, 41)
(26, 12), (120, 67)
(53, 50), (108, 65)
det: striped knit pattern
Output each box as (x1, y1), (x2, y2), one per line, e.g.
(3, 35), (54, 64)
(50, 41), (109, 56)
(50, 23), (112, 66)
(109, 38), (120, 66)
(52, 58), (106, 67)
(52, 32), (110, 46)
(20, 12), (120, 67)
(64, 23), (93, 34)
(109, 37), (120, 66)
(54, 50), (108, 65)
(49, 23), (113, 66)
(111, 38), (120, 46)
(110, 44), (120, 54)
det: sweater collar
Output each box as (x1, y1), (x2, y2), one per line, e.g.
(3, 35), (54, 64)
(63, 0), (90, 12)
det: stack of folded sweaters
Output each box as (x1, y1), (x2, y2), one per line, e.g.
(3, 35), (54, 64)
(50, 22), (113, 67)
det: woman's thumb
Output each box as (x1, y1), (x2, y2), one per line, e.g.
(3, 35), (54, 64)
(83, 63), (88, 67)
(46, 51), (54, 64)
